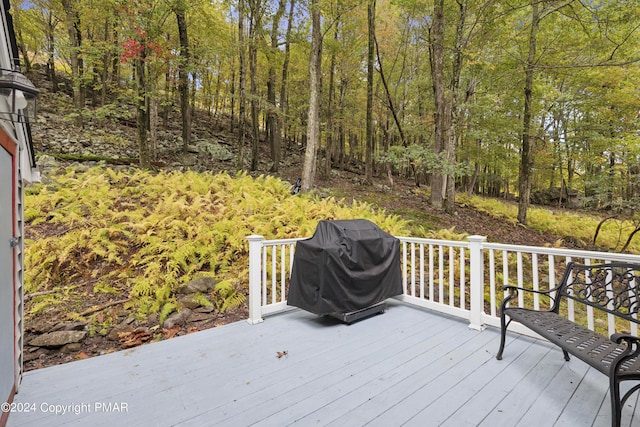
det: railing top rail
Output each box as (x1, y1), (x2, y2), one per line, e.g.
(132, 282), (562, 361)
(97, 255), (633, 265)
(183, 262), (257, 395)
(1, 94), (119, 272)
(482, 241), (640, 262)
(396, 236), (470, 247)
(259, 237), (307, 246)
(252, 234), (640, 264)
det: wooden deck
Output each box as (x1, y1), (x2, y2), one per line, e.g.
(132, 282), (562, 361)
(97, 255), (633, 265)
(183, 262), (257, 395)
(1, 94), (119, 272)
(7, 300), (640, 427)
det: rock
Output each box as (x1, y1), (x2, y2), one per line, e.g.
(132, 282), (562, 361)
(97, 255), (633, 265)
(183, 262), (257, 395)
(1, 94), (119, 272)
(26, 319), (56, 334)
(107, 325), (134, 341)
(60, 343), (82, 354)
(188, 312), (211, 323)
(50, 321), (86, 332)
(29, 330), (87, 348)
(531, 187), (581, 208)
(176, 277), (216, 295)
(178, 296), (202, 310)
(23, 348), (49, 363)
(146, 313), (159, 326)
(195, 140), (234, 161)
(163, 308), (192, 329)
(195, 306), (215, 314)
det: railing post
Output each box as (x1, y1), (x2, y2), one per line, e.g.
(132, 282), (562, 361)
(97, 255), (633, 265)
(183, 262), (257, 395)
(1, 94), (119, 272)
(468, 235), (487, 331)
(247, 235), (264, 325)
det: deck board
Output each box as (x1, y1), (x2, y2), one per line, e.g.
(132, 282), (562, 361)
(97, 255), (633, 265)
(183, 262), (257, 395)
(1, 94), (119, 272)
(7, 300), (640, 426)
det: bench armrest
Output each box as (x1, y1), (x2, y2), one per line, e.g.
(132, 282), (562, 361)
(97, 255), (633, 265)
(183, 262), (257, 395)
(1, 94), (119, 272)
(611, 333), (640, 347)
(610, 334), (640, 378)
(501, 285), (562, 311)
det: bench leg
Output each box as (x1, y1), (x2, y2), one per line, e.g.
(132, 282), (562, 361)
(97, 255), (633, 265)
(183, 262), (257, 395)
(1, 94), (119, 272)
(497, 313), (509, 360)
(610, 375), (622, 427)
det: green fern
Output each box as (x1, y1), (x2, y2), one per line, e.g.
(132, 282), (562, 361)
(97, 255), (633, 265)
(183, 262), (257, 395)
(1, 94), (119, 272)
(213, 280), (246, 313)
(24, 166), (411, 321)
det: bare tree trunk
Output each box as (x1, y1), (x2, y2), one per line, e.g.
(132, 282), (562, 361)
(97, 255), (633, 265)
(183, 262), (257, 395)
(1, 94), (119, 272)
(150, 81), (158, 161)
(268, 0), (285, 172)
(45, 9), (59, 92)
(301, 0), (322, 192)
(175, 2), (192, 151)
(280, 0), (295, 148)
(443, 0), (467, 213)
(517, 2), (540, 225)
(135, 55), (150, 168)
(247, 0), (264, 171)
(324, 24), (338, 178)
(365, 0), (376, 184)
(374, 32), (405, 146)
(338, 79), (347, 170)
(61, 0), (84, 124)
(429, 0), (446, 210)
(237, 0), (247, 171)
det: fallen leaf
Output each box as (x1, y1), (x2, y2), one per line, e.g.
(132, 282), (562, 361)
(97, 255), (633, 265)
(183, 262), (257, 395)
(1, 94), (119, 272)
(163, 326), (180, 339)
(119, 329), (153, 348)
(276, 350), (288, 359)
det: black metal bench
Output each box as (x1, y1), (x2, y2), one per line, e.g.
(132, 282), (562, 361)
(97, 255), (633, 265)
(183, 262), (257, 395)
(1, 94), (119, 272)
(497, 262), (640, 427)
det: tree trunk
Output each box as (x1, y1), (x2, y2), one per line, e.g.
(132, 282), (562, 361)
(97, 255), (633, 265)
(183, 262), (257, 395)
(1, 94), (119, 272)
(517, 2), (540, 225)
(280, 0), (295, 148)
(338, 79), (347, 170)
(150, 79), (158, 161)
(237, 0), (247, 171)
(61, 0), (84, 124)
(135, 55), (150, 168)
(45, 10), (58, 92)
(444, 0), (467, 213)
(248, 0), (263, 171)
(429, 0), (446, 210)
(324, 24), (338, 178)
(268, 0), (286, 172)
(175, 2), (192, 151)
(301, 0), (322, 192)
(365, 0), (376, 184)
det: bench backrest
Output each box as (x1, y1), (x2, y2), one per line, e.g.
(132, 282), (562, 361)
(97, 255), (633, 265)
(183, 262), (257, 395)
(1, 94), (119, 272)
(556, 262), (640, 325)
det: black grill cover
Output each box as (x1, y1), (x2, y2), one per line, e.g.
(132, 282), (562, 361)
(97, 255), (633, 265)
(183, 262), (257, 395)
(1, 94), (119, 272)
(287, 219), (403, 315)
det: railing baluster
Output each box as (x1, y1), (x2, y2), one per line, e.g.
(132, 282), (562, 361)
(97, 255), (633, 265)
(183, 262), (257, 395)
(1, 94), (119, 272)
(517, 252), (524, 309)
(403, 241), (408, 295)
(460, 246), (466, 310)
(420, 243), (425, 300)
(280, 244), (286, 303)
(429, 244), (434, 301)
(503, 250), (509, 304)
(585, 258), (594, 331)
(489, 249), (496, 317)
(262, 246), (268, 306)
(411, 242), (416, 297)
(532, 254), (539, 311)
(271, 245), (277, 305)
(439, 245), (444, 304)
(566, 256), (575, 322)
(449, 246), (455, 307)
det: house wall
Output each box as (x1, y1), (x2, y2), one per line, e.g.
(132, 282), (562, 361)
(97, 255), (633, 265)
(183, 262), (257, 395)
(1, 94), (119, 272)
(0, 131), (15, 427)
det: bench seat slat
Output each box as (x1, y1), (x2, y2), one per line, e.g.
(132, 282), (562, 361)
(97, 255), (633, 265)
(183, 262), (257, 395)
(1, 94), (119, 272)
(505, 308), (637, 377)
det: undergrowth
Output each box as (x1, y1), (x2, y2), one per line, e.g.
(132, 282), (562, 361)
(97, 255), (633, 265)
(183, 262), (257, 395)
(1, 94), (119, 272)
(459, 194), (640, 253)
(24, 166), (410, 327)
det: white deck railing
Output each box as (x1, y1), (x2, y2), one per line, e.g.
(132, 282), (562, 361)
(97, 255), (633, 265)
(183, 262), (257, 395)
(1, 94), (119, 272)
(246, 234), (640, 337)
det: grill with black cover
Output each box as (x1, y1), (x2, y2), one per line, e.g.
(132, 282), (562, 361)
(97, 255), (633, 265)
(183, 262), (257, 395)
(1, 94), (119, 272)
(287, 219), (402, 322)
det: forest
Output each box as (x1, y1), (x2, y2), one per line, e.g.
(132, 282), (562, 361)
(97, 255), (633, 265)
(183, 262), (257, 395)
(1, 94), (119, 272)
(11, 0), (640, 225)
